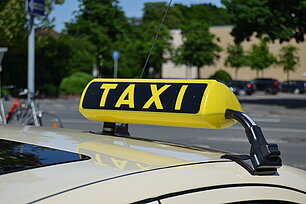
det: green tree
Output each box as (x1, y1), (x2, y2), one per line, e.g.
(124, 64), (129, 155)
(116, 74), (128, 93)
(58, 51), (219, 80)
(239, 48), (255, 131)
(142, 2), (183, 29)
(278, 46), (299, 81)
(247, 39), (276, 77)
(174, 3), (233, 27)
(35, 34), (96, 95)
(123, 2), (174, 78)
(135, 22), (172, 78)
(0, 0), (64, 90)
(0, 0), (64, 46)
(209, 70), (232, 82)
(224, 43), (248, 79)
(60, 72), (93, 94)
(0, 0), (27, 47)
(66, 0), (131, 77)
(174, 22), (221, 78)
(222, 0), (306, 43)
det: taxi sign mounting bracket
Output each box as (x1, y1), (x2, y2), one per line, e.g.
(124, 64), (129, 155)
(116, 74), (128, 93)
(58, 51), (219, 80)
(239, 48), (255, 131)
(90, 122), (130, 137)
(222, 109), (282, 175)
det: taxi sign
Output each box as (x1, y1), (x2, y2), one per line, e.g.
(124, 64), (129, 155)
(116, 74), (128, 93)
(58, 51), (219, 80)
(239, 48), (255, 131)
(79, 79), (242, 129)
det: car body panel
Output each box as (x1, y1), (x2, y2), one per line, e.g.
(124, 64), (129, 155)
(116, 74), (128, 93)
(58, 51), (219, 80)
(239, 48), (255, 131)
(161, 186), (306, 204)
(0, 124), (305, 203)
(35, 164), (306, 203)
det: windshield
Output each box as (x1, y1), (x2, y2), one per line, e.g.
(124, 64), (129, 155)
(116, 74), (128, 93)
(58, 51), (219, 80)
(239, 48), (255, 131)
(0, 139), (90, 175)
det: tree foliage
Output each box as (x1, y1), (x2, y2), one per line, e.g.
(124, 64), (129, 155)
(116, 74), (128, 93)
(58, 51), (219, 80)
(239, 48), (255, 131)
(142, 2), (183, 29)
(60, 72), (93, 94)
(135, 3), (175, 77)
(0, 0), (27, 47)
(131, 2), (231, 78)
(65, 0), (131, 77)
(209, 70), (232, 82)
(141, 3), (233, 29)
(222, 0), (306, 43)
(0, 1), (236, 93)
(35, 34), (96, 95)
(224, 43), (248, 79)
(174, 22), (221, 78)
(278, 46), (299, 81)
(247, 39), (276, 77)
(136, 23), (172, 78)
(174, 3), (233, 27)
(0, 0), (64, 47)
(0, 0), (64, 92)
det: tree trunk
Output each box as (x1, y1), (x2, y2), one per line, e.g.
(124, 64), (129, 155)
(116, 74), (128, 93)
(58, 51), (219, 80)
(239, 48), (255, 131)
(185, 66), (192, 79)
(185, 66), (188, 79)
(235, 68), (238, 80)
(287, 71), (290, 81)
(197, 67), (201, 79)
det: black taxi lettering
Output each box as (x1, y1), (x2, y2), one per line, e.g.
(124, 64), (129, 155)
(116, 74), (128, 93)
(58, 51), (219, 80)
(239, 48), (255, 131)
(82, 82), (207, 114)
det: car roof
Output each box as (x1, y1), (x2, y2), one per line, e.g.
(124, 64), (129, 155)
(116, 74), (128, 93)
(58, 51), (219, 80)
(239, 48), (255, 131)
(0, 124), (305, 203)
(0, 124), (222, 202)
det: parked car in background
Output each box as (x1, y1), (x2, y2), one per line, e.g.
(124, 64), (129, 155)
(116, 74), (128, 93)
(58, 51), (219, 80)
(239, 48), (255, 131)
(227, 80), (256, 96)
(281, 80), (306, 94)
(252, 78), (280, 94)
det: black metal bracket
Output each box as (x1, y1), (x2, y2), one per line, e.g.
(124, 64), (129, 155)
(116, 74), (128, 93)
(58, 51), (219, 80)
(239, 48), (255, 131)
(102, 122), (130, 137)
(221, 109), (282, 175)
(89, 122), (130, 137)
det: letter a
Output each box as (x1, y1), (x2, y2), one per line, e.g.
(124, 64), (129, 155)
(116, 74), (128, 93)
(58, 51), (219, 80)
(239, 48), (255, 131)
(115, 84), (135, 108)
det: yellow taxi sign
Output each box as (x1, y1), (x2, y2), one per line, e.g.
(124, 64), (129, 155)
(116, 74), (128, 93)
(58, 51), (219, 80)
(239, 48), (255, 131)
(79, 79), (242, 129)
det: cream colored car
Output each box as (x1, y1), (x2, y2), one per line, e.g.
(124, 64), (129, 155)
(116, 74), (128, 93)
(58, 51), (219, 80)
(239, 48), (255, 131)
(0, 79), (305, 203)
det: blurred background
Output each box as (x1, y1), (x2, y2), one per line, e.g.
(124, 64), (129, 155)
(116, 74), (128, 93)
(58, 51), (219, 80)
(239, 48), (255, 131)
(1, 0), (305, 97)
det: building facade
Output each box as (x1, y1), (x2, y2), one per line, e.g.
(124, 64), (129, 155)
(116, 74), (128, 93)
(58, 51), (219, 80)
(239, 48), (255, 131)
(162, 26), (306, 81)
(162, 29), (198, 79)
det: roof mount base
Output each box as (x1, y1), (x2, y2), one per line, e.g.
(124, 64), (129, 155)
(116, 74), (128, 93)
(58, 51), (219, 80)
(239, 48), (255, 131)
(221, 154), (279, 175)
(222, 109), (282, 175)
(102, 122), (130, 137)
(90, 122), (130, 137)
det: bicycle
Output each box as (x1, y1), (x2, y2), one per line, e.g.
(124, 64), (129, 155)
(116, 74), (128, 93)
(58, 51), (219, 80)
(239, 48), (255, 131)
(6, 89), (63, 128)
(0, 97), (6, 124)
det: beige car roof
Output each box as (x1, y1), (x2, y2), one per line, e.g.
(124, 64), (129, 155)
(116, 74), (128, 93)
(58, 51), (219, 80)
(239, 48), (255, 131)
(0, 124), (305, 203)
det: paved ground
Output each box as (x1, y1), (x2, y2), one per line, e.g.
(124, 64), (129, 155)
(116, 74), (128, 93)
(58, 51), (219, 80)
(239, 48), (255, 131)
(2, 92), (306, 170)
(239, 91), (306, 109)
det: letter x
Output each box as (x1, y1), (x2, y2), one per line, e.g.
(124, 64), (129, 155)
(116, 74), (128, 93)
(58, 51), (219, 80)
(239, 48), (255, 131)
(143, 85), (170, 109)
